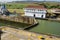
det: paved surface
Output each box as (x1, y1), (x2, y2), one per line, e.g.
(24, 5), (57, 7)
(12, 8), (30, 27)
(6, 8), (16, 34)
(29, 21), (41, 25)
(1, 26), (60, 40)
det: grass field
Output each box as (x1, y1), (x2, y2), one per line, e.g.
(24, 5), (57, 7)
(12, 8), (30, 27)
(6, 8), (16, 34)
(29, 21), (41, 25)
(6, 3), (38, 9)
(6, 2), (60, 14)
(8, 9), (24, 13)
(7, 3), (38, 15)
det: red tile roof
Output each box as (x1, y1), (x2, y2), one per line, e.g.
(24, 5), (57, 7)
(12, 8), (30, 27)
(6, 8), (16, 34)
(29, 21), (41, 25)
(25, 5), (47, 10)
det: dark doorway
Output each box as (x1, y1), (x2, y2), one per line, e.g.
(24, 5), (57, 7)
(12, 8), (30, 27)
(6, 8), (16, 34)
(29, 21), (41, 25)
(34, 14), (35, 17)
(41, 15), (43, 18)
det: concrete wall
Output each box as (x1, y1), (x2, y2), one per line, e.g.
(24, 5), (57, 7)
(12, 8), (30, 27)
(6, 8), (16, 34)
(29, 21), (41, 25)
(0, 15), (36, 24)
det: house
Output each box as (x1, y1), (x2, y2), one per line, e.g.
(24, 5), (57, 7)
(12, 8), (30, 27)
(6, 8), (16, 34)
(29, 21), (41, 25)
(24, 5), (47, 18)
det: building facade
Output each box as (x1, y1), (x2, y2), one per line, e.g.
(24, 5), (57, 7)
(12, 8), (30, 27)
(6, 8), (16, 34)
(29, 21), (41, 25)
(24, 5), (47, 18)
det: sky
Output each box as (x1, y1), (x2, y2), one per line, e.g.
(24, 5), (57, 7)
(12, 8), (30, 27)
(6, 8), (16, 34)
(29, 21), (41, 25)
(0, 0), (59, 2)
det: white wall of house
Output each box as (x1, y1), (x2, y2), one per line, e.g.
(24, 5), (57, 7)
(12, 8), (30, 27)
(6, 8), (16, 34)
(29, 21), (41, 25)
(35, 13), (46, 18)
(24, 8), (47, 18)
(25, 12), (34, 17)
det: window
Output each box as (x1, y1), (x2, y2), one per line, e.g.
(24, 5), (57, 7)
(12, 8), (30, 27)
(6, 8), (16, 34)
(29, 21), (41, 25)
(38, 9), (43, 11)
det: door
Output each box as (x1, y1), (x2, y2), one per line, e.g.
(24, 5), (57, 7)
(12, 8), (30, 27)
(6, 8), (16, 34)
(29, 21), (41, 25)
(34, 14), (35, 17)
(41, 15), (43, 18)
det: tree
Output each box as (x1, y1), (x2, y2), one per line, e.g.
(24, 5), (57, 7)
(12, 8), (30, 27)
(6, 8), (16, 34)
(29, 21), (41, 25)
(50, 6), (57, 8)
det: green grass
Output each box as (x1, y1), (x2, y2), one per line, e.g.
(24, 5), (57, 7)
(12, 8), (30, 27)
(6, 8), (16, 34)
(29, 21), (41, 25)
(8, 9), (24, 14)
(6, 3), (38, 14)
(5, 3), (38, 9)
(6, 2), (60, 13)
